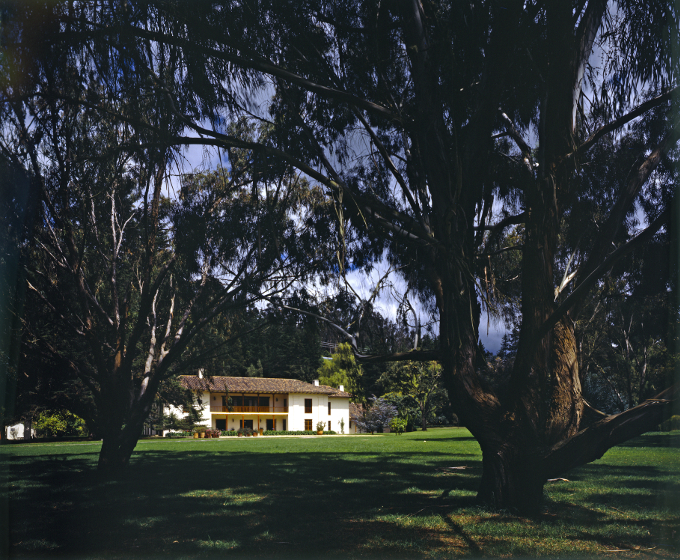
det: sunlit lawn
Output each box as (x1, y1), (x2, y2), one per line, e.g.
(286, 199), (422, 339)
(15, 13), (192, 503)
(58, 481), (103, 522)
(2, 428), (679, 558)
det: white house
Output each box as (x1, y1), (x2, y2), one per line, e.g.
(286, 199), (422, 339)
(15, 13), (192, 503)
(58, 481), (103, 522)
(166, 375), (353, 434)
(4, 422), (33, 440)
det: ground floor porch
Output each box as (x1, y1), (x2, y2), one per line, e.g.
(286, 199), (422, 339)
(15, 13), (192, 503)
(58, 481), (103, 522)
(211, 414), (289, 432)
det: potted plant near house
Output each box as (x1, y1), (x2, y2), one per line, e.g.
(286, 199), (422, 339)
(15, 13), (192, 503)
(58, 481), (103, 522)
(316, 421), (325, 435)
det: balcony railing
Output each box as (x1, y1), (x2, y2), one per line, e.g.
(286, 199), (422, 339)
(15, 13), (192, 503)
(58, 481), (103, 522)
(210, 405), (289, 413)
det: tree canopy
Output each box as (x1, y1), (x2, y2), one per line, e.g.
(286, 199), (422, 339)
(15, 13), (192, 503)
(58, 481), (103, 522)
(1, 0), (678, 511)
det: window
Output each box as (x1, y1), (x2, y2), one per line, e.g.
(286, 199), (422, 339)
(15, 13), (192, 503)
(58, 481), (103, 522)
(216, 419), (226, 431)
(282, 419), (287, 431)
(328, 402), (331, 415)
(328, 421), (331, 431)
(304, 398), (312, 413)
(304, 419), (312, 431)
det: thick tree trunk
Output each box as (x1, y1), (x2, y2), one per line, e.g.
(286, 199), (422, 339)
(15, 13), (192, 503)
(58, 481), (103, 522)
(97, 426), (142, 472)
(96, 383), (156, 472)
(477, 441), (546, 514)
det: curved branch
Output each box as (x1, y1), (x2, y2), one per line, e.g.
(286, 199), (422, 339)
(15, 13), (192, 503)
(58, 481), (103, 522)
(565, 86), (679, 162)
(544, 383), (679, 478)
(540, 206), (669, 339)
(72, 25), (404, 125)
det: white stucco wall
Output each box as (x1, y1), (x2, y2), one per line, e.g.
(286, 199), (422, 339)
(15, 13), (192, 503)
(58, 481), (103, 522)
(329, 398), (350, 434)
(163, 390), (211, 433)
(164, 389), (351, 434)
(5, 423), (34, 440)
(288, 393), (351, 432)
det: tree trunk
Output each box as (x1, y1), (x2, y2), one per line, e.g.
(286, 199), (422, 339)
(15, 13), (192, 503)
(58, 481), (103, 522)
(477, 441), (546, 514)
(97, 428), (141, 472)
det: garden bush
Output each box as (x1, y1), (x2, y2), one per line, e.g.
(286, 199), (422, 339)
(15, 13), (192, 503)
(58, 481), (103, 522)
(262, 430), (336, 436)
(659, 415), (680, 432)
(34, 410), (87, 438)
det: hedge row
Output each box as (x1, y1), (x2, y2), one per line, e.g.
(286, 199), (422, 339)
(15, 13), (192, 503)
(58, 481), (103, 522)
(263, 430), (337, 436)
(164, 429), (340, 437)
(218, 430), (338, 436)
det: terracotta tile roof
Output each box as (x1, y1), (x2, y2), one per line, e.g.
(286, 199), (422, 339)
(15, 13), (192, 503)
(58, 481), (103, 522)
(180, 375), (352, 397)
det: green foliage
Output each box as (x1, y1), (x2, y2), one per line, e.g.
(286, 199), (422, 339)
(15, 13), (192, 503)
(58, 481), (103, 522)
(380, 361), (448, 429)
(245, 360), (264, 378)
(389, 417), (407, 435)
(659, 415), (680, 432)
(34, 410), (86, 438)
(317, 343), (362, 395)
(315, 421), (326, 432)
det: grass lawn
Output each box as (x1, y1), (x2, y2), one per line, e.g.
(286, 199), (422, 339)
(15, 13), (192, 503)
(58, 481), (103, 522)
(2, 427), (679, 559)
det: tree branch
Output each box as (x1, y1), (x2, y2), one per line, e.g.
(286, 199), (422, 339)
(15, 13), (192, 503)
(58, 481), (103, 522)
(565, 86), (679, 162)
(72, 25), (405, 125)
(540, 206), (669, 339)
(544, 383), (679, 478)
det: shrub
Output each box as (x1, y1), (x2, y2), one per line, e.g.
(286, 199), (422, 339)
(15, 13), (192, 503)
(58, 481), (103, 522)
(390, 417), (407, 435)
(34, 410), (87, 438)
(164, 431), (190, 438)
(220, 430), (238, 436)
(355, 396), (397, 434)
(316, 421), (326, 432)
(262, 430), (336, 436)
(659, 415), (680, 432)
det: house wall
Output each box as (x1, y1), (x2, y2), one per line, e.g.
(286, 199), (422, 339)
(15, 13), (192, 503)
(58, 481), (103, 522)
(289, 392), (323, 430)
(288, 393), (350, 432)
(163, 390), (351, 434)
(163, 390), (211, 434)
(329, 398), (350, 434)
(4, 423), (34, 440)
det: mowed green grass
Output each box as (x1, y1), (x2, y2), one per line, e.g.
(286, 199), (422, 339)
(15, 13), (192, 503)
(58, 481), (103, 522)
(2, 428), (679, 559)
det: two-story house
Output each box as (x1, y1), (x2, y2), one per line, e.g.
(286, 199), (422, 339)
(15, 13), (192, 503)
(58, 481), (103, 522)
(167, 374), (353, 433)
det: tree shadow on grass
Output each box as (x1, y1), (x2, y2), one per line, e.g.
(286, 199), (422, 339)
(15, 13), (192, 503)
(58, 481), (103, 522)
(7, 447), (485, 558)
(6, 437), (680, 559)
